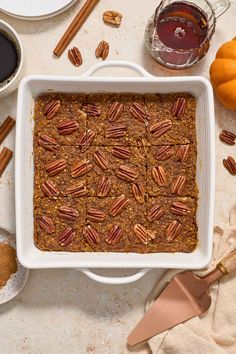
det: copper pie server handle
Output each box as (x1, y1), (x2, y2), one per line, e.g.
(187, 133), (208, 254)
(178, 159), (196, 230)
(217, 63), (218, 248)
(217, 249), (236, 275)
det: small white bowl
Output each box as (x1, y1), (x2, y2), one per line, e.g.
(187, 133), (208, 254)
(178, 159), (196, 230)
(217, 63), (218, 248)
(0, 20), (24, 97)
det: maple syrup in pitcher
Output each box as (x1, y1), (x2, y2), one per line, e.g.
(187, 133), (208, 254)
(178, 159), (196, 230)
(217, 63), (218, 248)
(145, 0), (230, 69)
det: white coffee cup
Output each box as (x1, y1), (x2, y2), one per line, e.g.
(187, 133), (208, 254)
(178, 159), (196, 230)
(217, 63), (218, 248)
(0, 20), (24, 97)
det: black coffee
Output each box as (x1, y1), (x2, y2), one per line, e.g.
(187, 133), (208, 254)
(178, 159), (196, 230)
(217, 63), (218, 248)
(0, 31), (18, 83)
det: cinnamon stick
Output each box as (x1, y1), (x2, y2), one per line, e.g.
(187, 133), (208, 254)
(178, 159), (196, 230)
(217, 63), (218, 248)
(53, 0), (100, 57)
(0, 116), (15, 144)
(0, 147), (13, 177)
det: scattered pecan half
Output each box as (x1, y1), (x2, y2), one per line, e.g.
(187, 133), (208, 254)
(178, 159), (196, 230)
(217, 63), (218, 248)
(45, 158), (67, 176)
(166, 221), (182, 241)
(171, 202), (191, 216)
(57, 119), (79, 135)
(103, 11), (122, 27)
(219, 130), (236, 145)
(38, 216), (55, 234)
(155, 146), (174, 161)
(176, 145), (190, 162)
(110, 195), (130, 216)
(58, 206), (79, 222)
(112, 146), (131, 160)
(116, 165), (139, 182)
(44, 99), (61, 119)
(41, 180), (59, 197)
(78, 129), (95, 152)
(105, 124), (127, 138)
(171, 175), (186, 195)
(171, 97), (186, 118)
(57, 227), (75, 246)
(97, 176), (111, 197)
(83, 225), (100, 244)
(149, 119), (172, 138)
(93, 149), (109, 170)
(147, 204), (165, 222)
(151, 166), (167, 186)
(87, 208), (106, 222)
(134, 224), (155, 244)
(95, 40), (109, 60)
(130, 103), (150, 122)
(105, 225), (123, 245)
(71, 159), (93, 178)
(65, 181), (87, 197)
(68, 47), (83, 66)
(132, 181), (145, 204)
(223, 156), (236, 175)
(38, 135), (59, 152)
(107, 102), (124, 122)
(83, 103), (101, 117)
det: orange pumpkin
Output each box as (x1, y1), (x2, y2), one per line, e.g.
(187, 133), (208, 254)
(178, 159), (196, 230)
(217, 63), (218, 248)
(210, 37), (236, 110)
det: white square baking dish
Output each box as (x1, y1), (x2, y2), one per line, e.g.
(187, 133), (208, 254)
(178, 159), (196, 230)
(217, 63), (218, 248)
(15, 61), (215, 278)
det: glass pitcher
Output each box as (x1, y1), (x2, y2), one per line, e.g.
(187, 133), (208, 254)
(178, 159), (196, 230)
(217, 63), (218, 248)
(144, 0), (230, 69)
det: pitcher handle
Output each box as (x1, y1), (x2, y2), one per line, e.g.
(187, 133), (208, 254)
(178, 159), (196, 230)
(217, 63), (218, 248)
(212, 0), (230, 18)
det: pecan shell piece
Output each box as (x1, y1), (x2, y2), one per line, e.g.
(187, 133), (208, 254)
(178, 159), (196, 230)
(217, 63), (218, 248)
(223, 156), (236, 175)
(87, 208), (106, 222)
(71, 159), (93, 178)
(147, 204), (165, 222)
(105, 225), (123, 245)
(45, 158), (67, 176)
(112, 146), (131, 160)
(171, 175), (186, 195)
(151, 166), (167, 186)
(109, 195), (130, 216)
(57, 119), (79, 135)
(171, 202), (191, 216)
(219, 130), (236, 145)
(93, 149), (109, 170)
(38, 216), (55, 234)
(44, 99), (61, 119)
(107, 102), (124, 122)
(41, 180), (59, 197)
(65, 181), (87, 197)
(132, 181), (145, 204)
(176, 145), (190, 162)
(68, 47), (83, 66)
(171, 97), (186, 118)
(58, 206), (79, 222)
(83, 225), (100, 244)
(38, 135), (59, 152)
(57, 227), (75, 246)
(116, 165), (139, 182)
(95, 40), (109, 60)
(97, 176), (111, 197)
(149, 119), (172, 138)
(134, 224), (155, 245)
(166, 221), (182, 241)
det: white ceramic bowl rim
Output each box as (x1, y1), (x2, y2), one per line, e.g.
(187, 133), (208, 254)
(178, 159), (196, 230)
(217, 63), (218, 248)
(0, 19), (24, 93)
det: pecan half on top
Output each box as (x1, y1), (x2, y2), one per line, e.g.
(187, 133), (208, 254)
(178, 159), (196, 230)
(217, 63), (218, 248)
(57, 227), (75, 247)
(41, 180), (59, 197)
(107, 102), (124, 122)
(68, 47), (83, 66)
(57, 119), (79, 135)
(151, 166), (167, 186)
(175, 145), (190, 163)
(171, 202), (191, 216)
(223, 156), (236, 175)
(219, 130), (236, 145)
(112, 146), (131, 160)
(132, 181), (145, 204)
(44, 99), (61, 119)
(38, 216), (55, 234)
(171, 175), (186, 195)
(103, 11), (122, 27)
(105, 225), (123, 245)
(38, 135), (59, 152)
(109, 195), (130, 216)
(130, 103), (150, 123)
(116, 164), (139, 182)
(171, 97), (186, 118)
(105, 124), (127, 138)
(97, 176), (111, 197)
(147, 204), (165, 222)
(149, 119), (172, 138)
(71, 159), (93, 178)
(155, 146), (174, 161)
(83, 103), (101, 117)
(78, 129), (95, 152)
(45, 158), (67, 176)
(65, 181), (87, 197)
(136, 138), (150, 156)
(87, 208), (106, 222)
(83, 225), (100, 244)
(134, 224), (155, 245)
(93, 149), (109, 170)
(166, 220), (182, 241)
(58, 206), (79, 222)
(95, 40), (109, 60)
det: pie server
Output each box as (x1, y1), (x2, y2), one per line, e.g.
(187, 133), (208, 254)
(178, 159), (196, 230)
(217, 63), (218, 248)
(127, 249), (236, 346)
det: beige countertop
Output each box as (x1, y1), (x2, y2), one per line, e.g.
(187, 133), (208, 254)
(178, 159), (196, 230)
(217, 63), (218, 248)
(0, 0), (236, 353)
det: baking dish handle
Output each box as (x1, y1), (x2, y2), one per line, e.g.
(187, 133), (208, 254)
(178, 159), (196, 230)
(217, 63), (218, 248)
(81, 60), (153, 78)
(77, 268), (150, 285)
